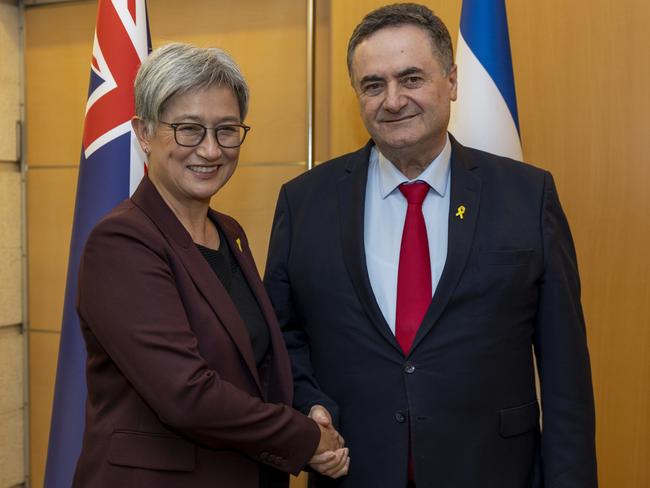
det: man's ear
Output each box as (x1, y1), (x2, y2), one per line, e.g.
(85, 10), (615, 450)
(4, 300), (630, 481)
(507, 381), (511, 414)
(131, 117), (151, 154)
(448, 64), (458, 102)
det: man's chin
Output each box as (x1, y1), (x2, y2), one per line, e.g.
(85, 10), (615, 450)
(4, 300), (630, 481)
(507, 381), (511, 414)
(375, 137), (418, 151)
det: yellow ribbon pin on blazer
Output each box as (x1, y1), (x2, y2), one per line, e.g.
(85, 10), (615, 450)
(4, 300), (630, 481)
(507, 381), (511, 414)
(235, 237), (243, 252)
(455, 205), (466, 220)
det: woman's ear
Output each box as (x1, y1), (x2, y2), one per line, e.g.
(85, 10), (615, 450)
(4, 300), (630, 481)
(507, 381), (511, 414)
(131, 117), (151, 154)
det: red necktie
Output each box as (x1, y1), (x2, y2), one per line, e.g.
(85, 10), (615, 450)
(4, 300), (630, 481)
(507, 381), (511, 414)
(395, 182), (432, 354)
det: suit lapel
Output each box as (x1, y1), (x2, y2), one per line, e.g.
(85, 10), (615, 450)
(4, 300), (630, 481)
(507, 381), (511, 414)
(213, 211), (293, 402)
(338, 143), (404, 353)
(212, 212), (265, 318)
(410, 137), (481, 353)
(131, 177), (263, 394)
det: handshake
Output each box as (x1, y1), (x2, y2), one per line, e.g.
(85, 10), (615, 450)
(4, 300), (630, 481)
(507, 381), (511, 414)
(308, 405), (350, 479)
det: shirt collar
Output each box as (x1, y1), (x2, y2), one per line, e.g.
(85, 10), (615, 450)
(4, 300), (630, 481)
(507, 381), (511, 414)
(372, 134), (452, 199)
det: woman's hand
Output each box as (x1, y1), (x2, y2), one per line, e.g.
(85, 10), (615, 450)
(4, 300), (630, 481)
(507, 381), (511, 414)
(308, 405), (350, 479)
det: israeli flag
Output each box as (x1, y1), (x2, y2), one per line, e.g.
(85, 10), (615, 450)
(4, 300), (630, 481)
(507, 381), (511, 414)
(449, 0), (523, 161)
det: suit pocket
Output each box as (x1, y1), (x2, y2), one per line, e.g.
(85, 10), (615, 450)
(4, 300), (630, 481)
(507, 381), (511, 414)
(108, 429), (196, 471)
(457, 249), (540, 318)
(482, 249), (535, 266)
(499, 400), (540, 438)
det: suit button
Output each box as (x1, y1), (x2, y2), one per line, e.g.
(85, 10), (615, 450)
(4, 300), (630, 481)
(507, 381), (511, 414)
(404, 363), (415, 374)
(395, 410), (406, 423)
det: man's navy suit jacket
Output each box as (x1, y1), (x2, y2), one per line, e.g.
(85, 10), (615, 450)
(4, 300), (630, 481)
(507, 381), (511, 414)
(264, 136), (597, 488)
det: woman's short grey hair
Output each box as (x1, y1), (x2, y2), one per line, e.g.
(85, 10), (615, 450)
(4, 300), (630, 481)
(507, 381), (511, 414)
(347, 3), (454, 77)
(135, 43), (249, 132)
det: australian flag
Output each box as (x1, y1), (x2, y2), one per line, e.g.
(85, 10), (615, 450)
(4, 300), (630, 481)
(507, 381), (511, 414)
(449, 0), (523, 160)
(44, 1), (151, 486)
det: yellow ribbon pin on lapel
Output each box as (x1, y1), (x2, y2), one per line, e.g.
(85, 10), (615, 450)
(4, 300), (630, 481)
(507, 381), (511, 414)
(235, 238), (243, 252)
(455, 205), (466, 220)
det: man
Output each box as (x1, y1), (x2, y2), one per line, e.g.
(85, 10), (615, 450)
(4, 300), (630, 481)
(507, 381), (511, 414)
(264, 3), (597, 487)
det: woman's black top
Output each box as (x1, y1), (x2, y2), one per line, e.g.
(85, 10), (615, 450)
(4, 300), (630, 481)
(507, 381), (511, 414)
(196, 226), (270, 365)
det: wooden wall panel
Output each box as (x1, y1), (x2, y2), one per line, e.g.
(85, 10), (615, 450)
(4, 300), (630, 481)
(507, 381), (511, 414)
(0, 5), (24, 483)
(0, 407), (25, 487)
(0, 326), (25, 487)
(0, 2), (20, 162)
(25, 1), (96, 167)
(28, 330), (61, 488)
(211, 164), (304, 270)
(507, 2), (650, 486)
(0, 169), (22, 326)
(27, 168), (78, 332)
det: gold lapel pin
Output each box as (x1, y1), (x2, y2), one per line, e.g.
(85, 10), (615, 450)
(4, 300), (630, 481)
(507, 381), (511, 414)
(455, 205), (466, 220)
(235, 237), (243, 252)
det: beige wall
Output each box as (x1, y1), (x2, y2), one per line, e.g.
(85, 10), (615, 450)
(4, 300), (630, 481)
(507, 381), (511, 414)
(24, 1), (650, 488)
(0, 0), (25, 487)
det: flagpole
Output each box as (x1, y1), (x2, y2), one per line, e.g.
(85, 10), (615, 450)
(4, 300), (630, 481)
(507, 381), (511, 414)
(18, 0), (30, 484)
(306, 0), (315, 170)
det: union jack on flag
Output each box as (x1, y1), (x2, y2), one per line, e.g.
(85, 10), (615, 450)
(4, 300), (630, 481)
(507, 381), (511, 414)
(84, 0), (151, 192)
(45, 1), (151, 486)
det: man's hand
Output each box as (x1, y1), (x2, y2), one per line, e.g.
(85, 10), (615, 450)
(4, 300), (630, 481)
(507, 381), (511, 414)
(308, 405), (350, 479)
(310, 405), (344, 450)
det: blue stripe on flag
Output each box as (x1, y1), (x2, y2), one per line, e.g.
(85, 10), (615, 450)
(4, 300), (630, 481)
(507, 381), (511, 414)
(87, 69), (104, 98)
(45, 0), (150, 483)
(459, 0), (519, 132)
(44, 133), (131, 487)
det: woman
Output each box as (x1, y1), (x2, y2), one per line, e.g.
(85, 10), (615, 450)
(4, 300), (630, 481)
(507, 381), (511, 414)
(73, 43), (348, 487)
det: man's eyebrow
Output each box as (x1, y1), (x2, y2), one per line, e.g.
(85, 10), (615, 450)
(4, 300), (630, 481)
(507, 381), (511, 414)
(359, 74), (384, 85)
(396, 66), (424, 77)
(359, 67), (424, 85)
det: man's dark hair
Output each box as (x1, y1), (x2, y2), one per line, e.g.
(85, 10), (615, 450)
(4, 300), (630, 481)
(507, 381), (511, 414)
(347, 3), (454, 77)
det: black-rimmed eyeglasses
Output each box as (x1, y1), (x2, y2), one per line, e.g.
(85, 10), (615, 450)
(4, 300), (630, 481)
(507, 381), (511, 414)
(159, 121), (251, 148)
